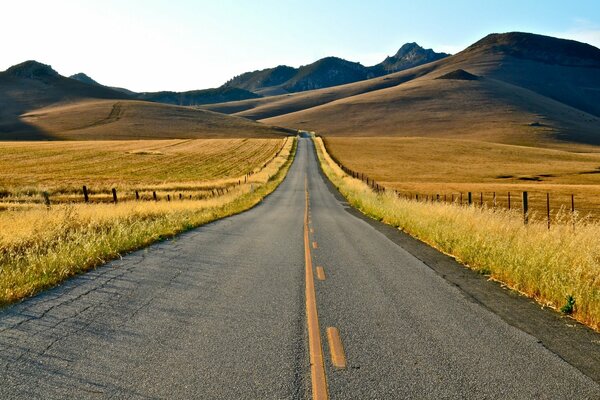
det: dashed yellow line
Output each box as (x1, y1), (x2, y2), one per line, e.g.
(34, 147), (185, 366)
(326, 327), (347, 369)
(316, 266), (326, 281)
(304, 177), (328, 400)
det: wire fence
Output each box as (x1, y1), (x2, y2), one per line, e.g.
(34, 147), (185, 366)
(2, 138), (290, 209)
(325, 143), (598, 228)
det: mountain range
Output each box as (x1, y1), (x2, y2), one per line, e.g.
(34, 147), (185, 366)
(203, 32), (600, 148)
(67, 42), (449, 103)
(1, 32), (599, 147)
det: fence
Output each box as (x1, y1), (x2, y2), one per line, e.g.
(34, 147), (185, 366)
(7, 138), (292, 209)
(324, 141), (590, 229)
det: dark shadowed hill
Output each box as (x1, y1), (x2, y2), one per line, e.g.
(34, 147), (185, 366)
(69, 72), (261, 106)
(222, 43), (449, 95)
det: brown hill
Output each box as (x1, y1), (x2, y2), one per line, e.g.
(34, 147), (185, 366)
(19, 100), (291, 140)
(254, 32), (600, 147)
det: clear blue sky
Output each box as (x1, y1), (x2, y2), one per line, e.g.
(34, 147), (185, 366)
(2, 0), (599, 91)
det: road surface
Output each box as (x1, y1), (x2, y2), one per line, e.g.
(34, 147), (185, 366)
(1, 136), (599, 399)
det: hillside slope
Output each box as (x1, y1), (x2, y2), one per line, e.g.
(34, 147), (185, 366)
(19, 100), (291, 140)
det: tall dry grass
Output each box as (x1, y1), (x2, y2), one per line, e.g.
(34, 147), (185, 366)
(314, 136), (600, 331)
(0, 137), (296, 305)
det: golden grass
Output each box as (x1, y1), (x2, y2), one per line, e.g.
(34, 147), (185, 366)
(0, 138), (284, 201)
(0, 137), (296, 305)
(325, 136), (600, 219)
(314, 136), (600, 331)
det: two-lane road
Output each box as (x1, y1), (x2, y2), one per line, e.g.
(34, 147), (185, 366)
(1, 137), (599, 399)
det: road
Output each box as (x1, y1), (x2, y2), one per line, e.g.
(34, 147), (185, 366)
(1, 136), (599, 399)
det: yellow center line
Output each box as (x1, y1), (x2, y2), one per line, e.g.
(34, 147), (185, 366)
(305, 176), (329, 400)
(316, 266), (326, 281)
(326, 327), (347, 369)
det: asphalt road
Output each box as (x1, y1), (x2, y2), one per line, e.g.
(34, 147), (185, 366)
(1, 137), (599, 399)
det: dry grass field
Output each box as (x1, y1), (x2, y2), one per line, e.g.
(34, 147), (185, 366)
(314, 136), (600, 331)
(0, 138), (285, 206)
(324, 137), (600, 220)
(0, 137), (296, 305)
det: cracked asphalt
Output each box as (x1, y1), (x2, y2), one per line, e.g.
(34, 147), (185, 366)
(1, 137), (600, 399)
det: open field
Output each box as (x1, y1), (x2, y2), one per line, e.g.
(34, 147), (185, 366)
(0, 138), (285, 206)
(324, 136), (600, 220)
(314, 136), (600, 331)
(0, 136), (296, 305)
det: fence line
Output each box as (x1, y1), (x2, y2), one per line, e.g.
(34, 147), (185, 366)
(8, 137), (293, 209)
(321, 138), (585, 228)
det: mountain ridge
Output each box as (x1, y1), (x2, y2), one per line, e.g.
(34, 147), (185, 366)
(223, 43), (449, 94)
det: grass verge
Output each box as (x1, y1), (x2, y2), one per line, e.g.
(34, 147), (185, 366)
(0, 137), (297, 305)
(313, 136), (600, 331)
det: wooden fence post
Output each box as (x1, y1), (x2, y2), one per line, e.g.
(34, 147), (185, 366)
(83, 185), (89, 203)
(179, 193), (182, 200)
(460, 193), (463, 205)
(167, 194), (171, 202)
(480, 192), (483, 206)
(468, 192), (472, 205)
(43, 192), (50, 208)
(571, 194), (575, 231)
(508, 192), (511, 210)
(522, 191), (528, 225)
(112, 188), (118, 204)
(546, 193), (550, 230)
(135, 190), (140, 200)
(153, 191), (157, 201)
(493, 192), (496, 209)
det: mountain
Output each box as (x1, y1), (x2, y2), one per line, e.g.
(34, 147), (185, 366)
(222, 44), (449, 95)
(376, 42), (449, 73)
(0, 61), (290, 140)
(69, 72), (261, 106)
(0, 61), (131, 137)
(203, 32), (600, 149)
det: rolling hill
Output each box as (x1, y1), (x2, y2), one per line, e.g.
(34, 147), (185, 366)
(215, 32), (600, 148)
(0, 61), (290, 140)
(19, 100), (289, 140)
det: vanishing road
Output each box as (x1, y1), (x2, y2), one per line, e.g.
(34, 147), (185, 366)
(1, 136), (599, 399)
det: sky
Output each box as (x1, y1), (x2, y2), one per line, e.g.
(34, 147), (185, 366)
(1, 0), (599, 92)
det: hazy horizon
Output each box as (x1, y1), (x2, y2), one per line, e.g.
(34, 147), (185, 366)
(2, 0), (600, 92)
